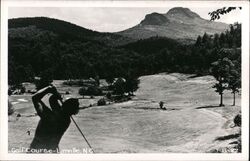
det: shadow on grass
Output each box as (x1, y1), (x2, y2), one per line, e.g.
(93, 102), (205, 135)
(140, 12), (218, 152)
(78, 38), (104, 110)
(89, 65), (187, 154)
(121, 106), (180, 111)
(215, 133), (240, 141)
(188, 74), (202, 79)
(229, 141), (239, 144)
(196, 105), (220, 109)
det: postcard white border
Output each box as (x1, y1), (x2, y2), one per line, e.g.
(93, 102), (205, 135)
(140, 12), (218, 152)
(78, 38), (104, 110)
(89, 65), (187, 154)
(1, 1), (249, 161)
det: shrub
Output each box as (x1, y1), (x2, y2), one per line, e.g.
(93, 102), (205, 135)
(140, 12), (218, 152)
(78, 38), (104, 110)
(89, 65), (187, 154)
(20, 86), (26, 93)
(8, 84), (26, 95)
(234, 113), (241, 127)
(159, 101), (164, 109)
(124, 77), (140, 95)
(63, 79), (97, 86)
(8, 100), (14, 115)
(106, 92), (112, 99)
(8, 89), (12, 96)
(87, 86), (102, 96)
(97, 98), (106, 106)
(113, 95), (131, 103)
(78, 87), (87, 95)
(78, 86), (103, 96)
(113, 77), (126, 95)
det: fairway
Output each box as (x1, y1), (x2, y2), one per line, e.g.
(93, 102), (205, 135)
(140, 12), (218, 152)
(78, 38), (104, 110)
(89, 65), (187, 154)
(8, 73), (241, 153)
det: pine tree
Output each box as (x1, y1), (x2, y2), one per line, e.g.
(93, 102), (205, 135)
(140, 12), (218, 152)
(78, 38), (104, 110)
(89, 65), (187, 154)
(202, 33), (209, 44)
(195, 35), (202, 46)
(213, 33), (220, 48)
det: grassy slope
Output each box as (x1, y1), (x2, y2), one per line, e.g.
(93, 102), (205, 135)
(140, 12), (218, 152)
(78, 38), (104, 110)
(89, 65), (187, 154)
(8, 73), (241, 153)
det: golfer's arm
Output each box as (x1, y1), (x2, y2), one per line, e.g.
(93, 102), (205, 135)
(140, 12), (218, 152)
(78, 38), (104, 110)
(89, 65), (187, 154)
(32, 86), (51, 116)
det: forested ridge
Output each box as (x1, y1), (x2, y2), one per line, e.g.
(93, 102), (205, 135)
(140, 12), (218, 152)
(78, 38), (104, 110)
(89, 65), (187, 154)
(8, 17), (241, 85)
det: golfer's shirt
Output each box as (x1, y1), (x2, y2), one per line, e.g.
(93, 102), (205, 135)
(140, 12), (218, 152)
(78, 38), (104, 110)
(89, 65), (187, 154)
(29, 104), (71, 153)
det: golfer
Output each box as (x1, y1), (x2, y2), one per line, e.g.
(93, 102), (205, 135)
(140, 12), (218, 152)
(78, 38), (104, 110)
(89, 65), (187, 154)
(29, 85), (79, 153)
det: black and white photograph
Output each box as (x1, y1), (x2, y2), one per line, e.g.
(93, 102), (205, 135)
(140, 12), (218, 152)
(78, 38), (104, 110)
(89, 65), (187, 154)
(0, 0), (249, 160)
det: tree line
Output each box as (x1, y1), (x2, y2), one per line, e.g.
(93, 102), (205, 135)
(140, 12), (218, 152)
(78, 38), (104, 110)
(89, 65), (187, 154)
(8, 17), (241, 103)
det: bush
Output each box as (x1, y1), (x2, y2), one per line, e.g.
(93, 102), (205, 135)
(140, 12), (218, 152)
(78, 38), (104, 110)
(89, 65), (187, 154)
(113, 77), (126, 95)
(87, 86), (102, 96)
(79, 87), (87, 95)
(9, 84), (26, 95)
(106, 92), (112, 99)
(63, 79), (97, 86)
(8, 89), (12, 96)
(78, 86), (103, 96)
(113, 95), (131, 103)
(20, 86), (26, 93)
(234, 114), (241, 127)
(124, 77), (140, 95)
(97, 98), (106, 106)
(8, 100), (14, 115)
(63, 80), (80, 86)
(159, 101), (164, 109)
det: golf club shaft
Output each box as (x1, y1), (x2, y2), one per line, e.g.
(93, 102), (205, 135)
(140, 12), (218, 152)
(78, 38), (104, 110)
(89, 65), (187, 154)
(58, 96), (95, 153)
(70, 116), (95, 153)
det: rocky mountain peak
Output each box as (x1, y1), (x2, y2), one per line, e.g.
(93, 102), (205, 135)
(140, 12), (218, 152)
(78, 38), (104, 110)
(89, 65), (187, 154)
(117, 7), (229, 43)
(140, 12), (169, 26)
(166, 7), (201, 19)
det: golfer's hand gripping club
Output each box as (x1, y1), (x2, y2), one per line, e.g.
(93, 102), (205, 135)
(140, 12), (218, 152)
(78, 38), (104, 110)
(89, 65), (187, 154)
(49, 84), (63, 103)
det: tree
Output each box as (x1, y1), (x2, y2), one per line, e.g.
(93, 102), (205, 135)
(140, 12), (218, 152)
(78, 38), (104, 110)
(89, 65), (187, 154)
(35, 69), (53, 90)
(124, 76), (140, 95)
(228, 68), (241, 106)
(195, 35), (202, 46)
(227, 48), (241, 106)
(113, 77), (126, 96)
(209, 7), (242, 21)
(8, 63), (34, 86)
(211, 57), (234, 106)
(202, 32), (209, 44)
(105, 76), (115, 86)
(218, 48), (241, 106)
(12, 65), (26, 85)
(94, 75), (100, 86)
(213, 33), (220, 48)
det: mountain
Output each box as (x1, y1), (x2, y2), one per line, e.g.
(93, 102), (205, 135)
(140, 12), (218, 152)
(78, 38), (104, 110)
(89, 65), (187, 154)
(117, 7), (229, 43)
(8, 15), (241, 86)
(8, 17), (133, 46)
(8, 17), (142, 81)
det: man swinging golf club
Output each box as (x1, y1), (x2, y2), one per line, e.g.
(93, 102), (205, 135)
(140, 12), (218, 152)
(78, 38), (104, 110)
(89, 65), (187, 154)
(28, 85), (79, 153)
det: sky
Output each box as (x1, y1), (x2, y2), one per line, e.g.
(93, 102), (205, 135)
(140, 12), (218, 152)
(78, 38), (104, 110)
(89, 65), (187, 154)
(8, 7), (242, 32)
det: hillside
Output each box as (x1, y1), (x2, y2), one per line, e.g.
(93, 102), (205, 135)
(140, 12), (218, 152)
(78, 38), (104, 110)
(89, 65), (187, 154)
(117, 7), (229, 43)
(8, 17), (133, 46)
(8, 17), (139, 81)
(8, 16), (241, 85)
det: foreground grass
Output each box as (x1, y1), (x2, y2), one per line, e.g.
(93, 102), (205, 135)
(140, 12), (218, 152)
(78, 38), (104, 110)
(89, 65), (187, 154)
(8, 73), (241, 153)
